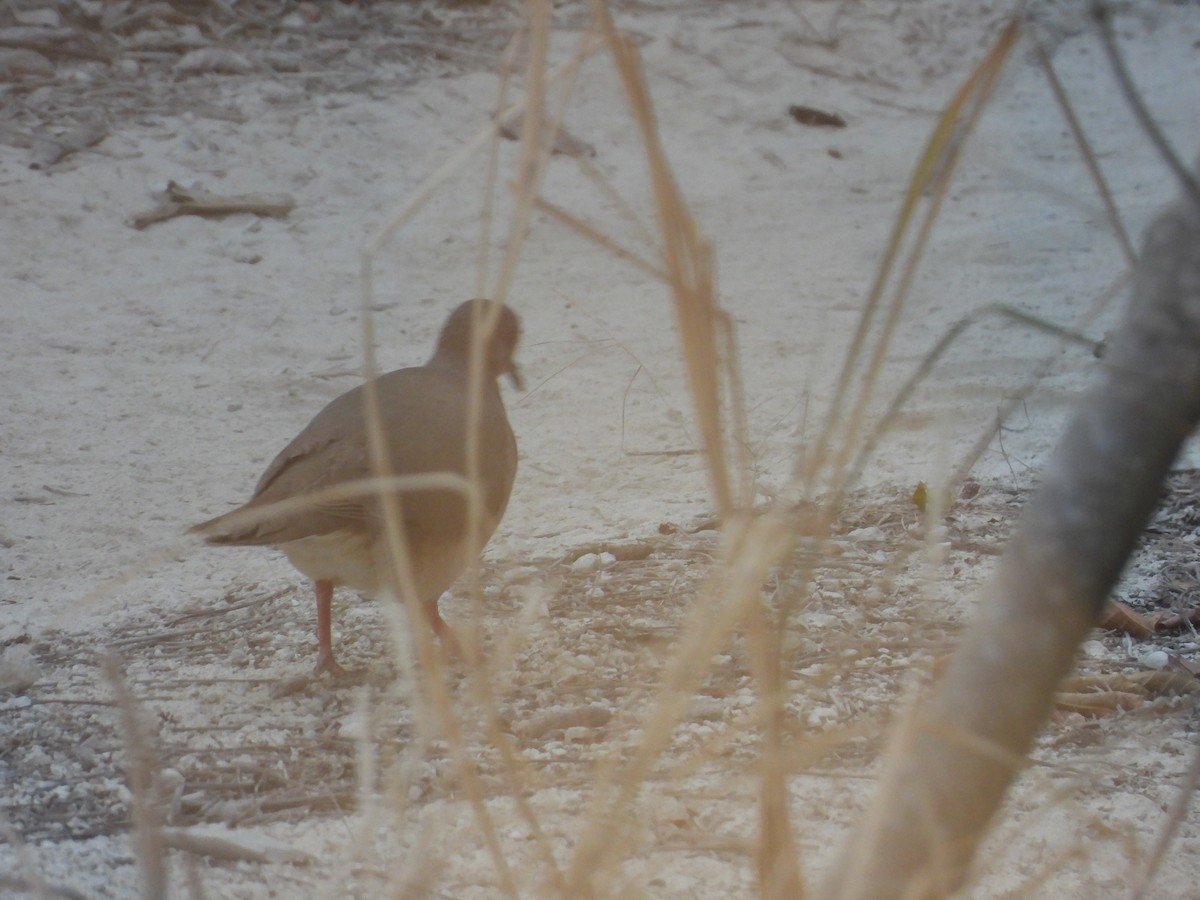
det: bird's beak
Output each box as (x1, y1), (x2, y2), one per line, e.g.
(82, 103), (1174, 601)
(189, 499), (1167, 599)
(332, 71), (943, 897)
(506, 365), (525, 392)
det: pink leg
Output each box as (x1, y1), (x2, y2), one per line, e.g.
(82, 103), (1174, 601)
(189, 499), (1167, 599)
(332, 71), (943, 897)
(314, 580), (348, 677)
(426, 602), (463, 659)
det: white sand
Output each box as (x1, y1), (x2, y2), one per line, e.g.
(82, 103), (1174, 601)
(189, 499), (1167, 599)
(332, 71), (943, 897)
(3, 1), (1200, 896)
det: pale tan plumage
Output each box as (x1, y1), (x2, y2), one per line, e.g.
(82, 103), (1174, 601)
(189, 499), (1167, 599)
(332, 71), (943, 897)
(192, 299), (521, 675)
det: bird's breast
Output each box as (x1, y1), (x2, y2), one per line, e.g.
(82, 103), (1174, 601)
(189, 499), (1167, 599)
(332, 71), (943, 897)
(279, 529), (381, 594)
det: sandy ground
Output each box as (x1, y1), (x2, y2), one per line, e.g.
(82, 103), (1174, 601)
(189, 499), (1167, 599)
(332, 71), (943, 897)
(3, 0), (1200, 897)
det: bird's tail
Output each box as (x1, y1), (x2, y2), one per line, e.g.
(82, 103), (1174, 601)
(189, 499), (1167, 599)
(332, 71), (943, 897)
(188, 507), (267, 546)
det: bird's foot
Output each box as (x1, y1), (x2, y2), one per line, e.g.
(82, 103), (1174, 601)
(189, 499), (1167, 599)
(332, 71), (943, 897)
(315, 653), (365, 682)
(270, 659), (365, 697)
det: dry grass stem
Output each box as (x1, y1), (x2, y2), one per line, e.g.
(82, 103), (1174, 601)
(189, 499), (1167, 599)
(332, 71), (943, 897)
(102, 655), (168, 900)
(17, 4), (1196, 899)
(1031, 34), (1136, 266)
(591, 0), (742, 518)
(811, 15), (1022, 500)
(1093, 1), (1200, 206)
(845, 301), (1106, 494)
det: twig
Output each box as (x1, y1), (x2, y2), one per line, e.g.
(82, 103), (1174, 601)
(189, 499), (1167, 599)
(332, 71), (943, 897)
(230, 790), (354, 824)
(109, 626), (219, 650)
(1092, 1), (1200, 208)
(844, 303), (1102, 494)
(167, 588), (292, 625)
(1031, 34), (1136, 265)
(161, 826), (314, 865)
(32, 697), (116, 706)
(0, 874), (88, 900)
(128, 182), (295, 230)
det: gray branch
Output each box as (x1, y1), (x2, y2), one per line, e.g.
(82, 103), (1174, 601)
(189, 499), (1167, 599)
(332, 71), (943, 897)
(819, 172), (1200, 898)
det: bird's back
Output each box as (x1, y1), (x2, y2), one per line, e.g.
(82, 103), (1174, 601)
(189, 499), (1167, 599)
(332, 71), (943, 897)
(199, 364), (517, 547)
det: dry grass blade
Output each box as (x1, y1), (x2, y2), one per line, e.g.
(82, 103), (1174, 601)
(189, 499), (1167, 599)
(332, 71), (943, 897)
(565, 512), (797, 894)
(102, 655), (167, 900)
(475, 30), (523, 300)
(463, 2), (591, 594)
(820, 149), (1200, 900)
(590, 0), (741, 518)
(574, 152), (664, 260)
(803, 15), (1022, 498)
(509, 4), (804, 894)
(192, 472), (480, 542)
(349, 3), (595, 896)
(843, 302), (1104, 496)
(1092, 1), (1200, 208)
(1031, 34), (1136, 266)
(450, 7), (589, 896)
(946, 270), (1130, 490)
(363, 200), (522, 900)
(744, 594), (806, 899)
(532, 194), (667, 281)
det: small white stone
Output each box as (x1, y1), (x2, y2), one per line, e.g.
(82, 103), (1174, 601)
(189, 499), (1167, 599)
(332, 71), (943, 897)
(1140, 649), (1170, 670)
(0, 644), (41, 694)
(806, 706), (837, 727)
(847, 526), (886, 542)
(1080, 640), (1108, 660)
(338, 710), (370, 742)
(571, 553), (600, 573)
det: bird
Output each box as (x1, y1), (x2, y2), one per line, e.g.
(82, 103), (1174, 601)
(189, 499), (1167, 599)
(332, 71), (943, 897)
(191, 299), (522, 677)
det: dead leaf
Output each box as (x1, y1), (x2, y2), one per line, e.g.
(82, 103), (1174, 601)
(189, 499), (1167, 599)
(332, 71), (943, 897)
(1099, 599), (1157, 638)
(788, 104), (847, 128)
(1056, 670), (1200, 716)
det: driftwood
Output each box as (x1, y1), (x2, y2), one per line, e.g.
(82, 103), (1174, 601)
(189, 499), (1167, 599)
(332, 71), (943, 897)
(819, 168), (1200, 898)
(129, 181), (295, 230)
(160, 826), (313, 865)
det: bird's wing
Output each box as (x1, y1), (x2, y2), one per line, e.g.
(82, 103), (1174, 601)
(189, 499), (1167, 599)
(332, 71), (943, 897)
(196, 366), (516, 547)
